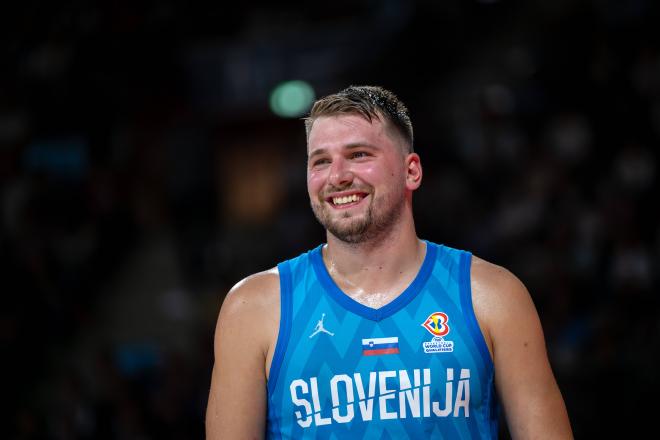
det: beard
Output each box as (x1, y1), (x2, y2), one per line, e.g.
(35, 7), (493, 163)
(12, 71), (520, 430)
(310, 186), (405, 244)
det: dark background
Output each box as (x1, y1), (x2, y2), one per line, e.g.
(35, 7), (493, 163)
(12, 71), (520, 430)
(2, 0), (659, 438)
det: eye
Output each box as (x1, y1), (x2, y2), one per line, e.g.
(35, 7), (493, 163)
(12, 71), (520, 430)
(310, 157), (330, 167)
(350, 151), (370, 159)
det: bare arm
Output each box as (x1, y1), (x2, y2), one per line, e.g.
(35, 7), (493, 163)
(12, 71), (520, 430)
(206, 270), (280, 439)
(471, 258), (573, 439)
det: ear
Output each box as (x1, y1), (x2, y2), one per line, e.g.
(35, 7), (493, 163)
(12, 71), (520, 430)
(405, 153), (422, 190)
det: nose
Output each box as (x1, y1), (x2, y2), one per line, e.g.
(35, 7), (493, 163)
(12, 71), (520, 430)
(328, 157), (354, 188)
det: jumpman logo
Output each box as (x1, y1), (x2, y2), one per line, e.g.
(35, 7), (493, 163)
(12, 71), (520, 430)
(309, 313), (335, 338)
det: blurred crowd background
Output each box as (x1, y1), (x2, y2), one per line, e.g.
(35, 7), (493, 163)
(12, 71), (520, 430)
(2, 0), (659, 438)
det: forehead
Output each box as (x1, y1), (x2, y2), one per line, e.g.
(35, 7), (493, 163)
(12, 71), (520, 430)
(307, 114), (398, 154)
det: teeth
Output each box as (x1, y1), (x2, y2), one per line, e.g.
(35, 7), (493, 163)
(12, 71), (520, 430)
(333, 194), (361, 205)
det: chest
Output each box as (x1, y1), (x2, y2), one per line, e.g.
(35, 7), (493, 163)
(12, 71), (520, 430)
(268, 282), (494, 438)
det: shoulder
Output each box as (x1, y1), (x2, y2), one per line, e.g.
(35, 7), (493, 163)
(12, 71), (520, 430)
(212, 267), (282, 378)
(470, 255), (529, 300)
(222, 267), (280, 309)
(469, 255), (539, 354)
(470, 254), (535, 317)
(215, 268), (281, 355)
(219, 267), (281, 322)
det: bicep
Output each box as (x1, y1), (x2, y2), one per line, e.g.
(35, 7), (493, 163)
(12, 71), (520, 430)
(206, 292), (268, 440)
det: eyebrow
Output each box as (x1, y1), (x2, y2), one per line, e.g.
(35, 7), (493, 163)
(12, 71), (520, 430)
(308, 142), (380, 159)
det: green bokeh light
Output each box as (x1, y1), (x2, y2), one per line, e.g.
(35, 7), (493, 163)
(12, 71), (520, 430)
(269, 80), (315, 118)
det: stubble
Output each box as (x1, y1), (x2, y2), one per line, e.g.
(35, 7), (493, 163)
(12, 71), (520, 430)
(310, 186), (405, 244)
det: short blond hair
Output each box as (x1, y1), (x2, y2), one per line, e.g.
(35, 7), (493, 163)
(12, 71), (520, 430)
(304, 85), (414, 153)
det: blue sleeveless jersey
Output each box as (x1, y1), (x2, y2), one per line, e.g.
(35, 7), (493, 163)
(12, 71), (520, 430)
(267, 242), (498, 439)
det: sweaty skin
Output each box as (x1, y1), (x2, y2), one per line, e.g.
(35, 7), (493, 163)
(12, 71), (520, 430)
(323, 243), (426, 309)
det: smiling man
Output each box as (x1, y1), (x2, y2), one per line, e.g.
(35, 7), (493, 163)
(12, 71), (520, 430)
(206, 86), (573, 439)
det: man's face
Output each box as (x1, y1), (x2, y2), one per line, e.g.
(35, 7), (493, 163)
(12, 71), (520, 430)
(306, 114), (411, 243)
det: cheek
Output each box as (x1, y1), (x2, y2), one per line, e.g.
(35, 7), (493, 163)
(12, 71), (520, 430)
(352, 162), (378, 179)
(359, 162), (394, 183)
(307, 170), (324, 195)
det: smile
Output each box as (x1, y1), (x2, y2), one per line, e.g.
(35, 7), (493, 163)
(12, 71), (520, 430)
(333, 194), (361, 205)
(326, 192), (368, 208)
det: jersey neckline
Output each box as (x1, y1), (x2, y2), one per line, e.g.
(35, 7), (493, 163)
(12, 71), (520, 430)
(310, 240), (438, 322)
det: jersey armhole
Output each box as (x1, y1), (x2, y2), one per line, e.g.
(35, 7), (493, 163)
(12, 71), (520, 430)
(459, 251), (500, 438)
(267, 261), (293, 397)
(459, 251), (494, 369)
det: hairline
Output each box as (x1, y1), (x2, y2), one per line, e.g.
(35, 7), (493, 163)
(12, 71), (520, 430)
(304, 111), (413, 156)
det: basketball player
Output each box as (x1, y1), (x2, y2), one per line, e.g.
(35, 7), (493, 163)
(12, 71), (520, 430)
(206, 86), (573, 438)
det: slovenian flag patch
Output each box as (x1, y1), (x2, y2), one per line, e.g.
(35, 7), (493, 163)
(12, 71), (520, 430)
(362, 337), (400, 356)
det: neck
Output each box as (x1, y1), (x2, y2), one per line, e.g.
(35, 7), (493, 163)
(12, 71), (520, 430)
(322, 211), (425, 293)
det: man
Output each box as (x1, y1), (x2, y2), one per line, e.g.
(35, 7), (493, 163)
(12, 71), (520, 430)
(206, 85), (573, 438)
